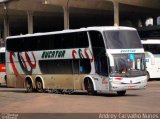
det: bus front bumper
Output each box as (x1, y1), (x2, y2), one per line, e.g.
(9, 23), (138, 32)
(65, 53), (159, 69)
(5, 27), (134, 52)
(109, 76), (147, 91)
(110, 82), (147, 91)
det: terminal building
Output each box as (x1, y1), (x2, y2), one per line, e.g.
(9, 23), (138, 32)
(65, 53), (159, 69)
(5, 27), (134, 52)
(0, 0), (160, 46)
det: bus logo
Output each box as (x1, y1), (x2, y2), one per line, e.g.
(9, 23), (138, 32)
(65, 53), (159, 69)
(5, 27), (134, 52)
(41, 50), (66, 59)
(121, 49), (136, 53)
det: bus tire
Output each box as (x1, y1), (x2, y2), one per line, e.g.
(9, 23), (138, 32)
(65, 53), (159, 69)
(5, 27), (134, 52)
(36, 79), (44, 93)
(117, 90), (126, 96)
(84, 78), (97, 95)
(25, 79), (33, 93)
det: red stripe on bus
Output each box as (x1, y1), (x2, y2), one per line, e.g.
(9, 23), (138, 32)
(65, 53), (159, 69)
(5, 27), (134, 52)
(20, 55), (27, 69)
(10, 52), (23, 79)
(72, 50), (77, 59)
(25, 52), (36, 68)
(84, 48), (94, 62)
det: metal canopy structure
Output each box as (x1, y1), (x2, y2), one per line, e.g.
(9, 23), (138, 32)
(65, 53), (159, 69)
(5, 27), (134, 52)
(0, 0), (160, 46)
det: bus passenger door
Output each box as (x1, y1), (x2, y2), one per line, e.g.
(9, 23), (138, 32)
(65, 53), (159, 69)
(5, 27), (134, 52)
(95, 56), (110, 91)
(89, 31), (110, 91)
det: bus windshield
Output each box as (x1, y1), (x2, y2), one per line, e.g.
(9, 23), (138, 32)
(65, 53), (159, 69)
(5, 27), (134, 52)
(104, 30), (143, 49)
(110, 54), (146, 77)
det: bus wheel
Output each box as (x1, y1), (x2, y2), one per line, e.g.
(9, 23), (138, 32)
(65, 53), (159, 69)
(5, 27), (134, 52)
(25, 79), (33, 93)
(117, 90), (126, 96)
(36, 79), (43, 93)
(85, 79), (97, 95)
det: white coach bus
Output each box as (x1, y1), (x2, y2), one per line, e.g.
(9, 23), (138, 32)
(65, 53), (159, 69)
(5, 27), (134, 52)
(0, 47), (6, 86)
(6, 26), (147, 96)
(141, 39), (160, 79)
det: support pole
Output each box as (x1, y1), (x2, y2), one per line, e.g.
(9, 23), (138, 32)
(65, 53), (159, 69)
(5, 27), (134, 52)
(63, 0), (69, 29)
(113, 0), (119, 26)
(27, 11), (34, 34)
(4, 10), (9, 40)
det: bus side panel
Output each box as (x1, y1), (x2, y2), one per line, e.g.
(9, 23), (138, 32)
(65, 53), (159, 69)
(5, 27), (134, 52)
(6, 75), (16, 87)
(73, 74), (84, 90)
(16, 75), (25, 88)
(90, 75), (110, 92)
(43, 74), (74, 89)
(0, 72), (6, 84)
(6, 61), (25, 88)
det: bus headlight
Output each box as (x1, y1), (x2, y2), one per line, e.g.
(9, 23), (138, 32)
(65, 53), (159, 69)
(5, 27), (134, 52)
(111, 77), (123, 84)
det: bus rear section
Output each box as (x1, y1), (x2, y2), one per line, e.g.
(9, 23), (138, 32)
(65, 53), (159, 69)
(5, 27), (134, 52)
(141, 40), (160, 79)
(0, 47), (6, 86)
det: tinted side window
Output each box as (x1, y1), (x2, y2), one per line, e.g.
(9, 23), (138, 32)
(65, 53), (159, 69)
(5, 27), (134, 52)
(7, 32), (89, 52)
(39, 60), (72, 74)
(89, 31), (108, 76)
(143, 44), (160, 54)
(89, 31), (105, 48)
(80, 59), (91, 74)
(7, 38), (23, 52)
(89, 31), (106, 57)
(72, 59), (91, 74)
(0, 53), (5, 64)
(95, 56), (109, 76)
(39, 59), (91, 74)
(72, 60), (79, 74)
(61, 32), (89, 49)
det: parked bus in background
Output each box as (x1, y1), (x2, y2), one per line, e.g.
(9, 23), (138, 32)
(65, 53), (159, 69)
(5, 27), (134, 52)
(138, 26), (160, 80)
(6, 26), (147, 96)
(141, 39), (160, 80)
(0, 47), (6, 86)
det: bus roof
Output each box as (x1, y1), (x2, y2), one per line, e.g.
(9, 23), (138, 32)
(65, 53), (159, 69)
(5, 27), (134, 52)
(141, 39), (160, 44)
(6, 26), (136, 39)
